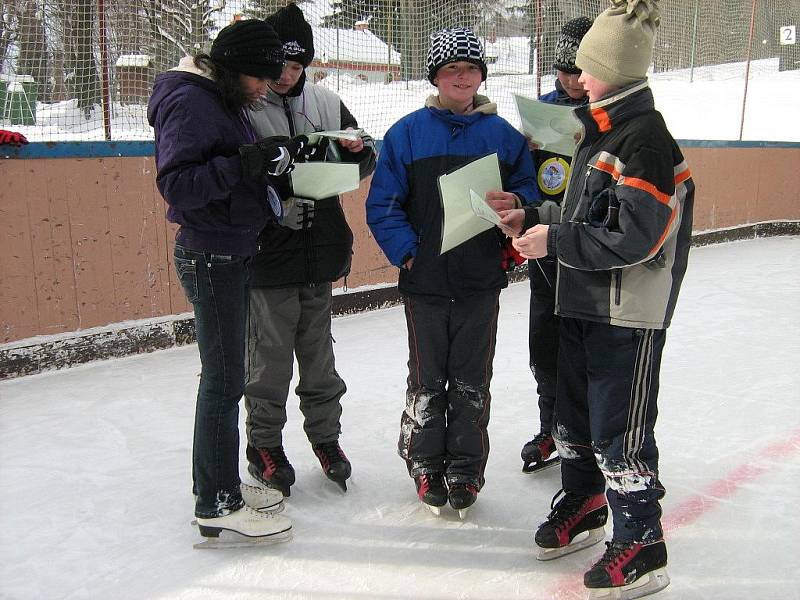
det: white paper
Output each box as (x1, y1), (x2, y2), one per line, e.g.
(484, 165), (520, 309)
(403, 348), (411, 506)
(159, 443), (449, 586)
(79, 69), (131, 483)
(307, 129), (364, 145)
(469, 189), (502, 226)
(512, 93), (582, 157)
(438, 153), (503, 254)
(290, 162), (360, 200)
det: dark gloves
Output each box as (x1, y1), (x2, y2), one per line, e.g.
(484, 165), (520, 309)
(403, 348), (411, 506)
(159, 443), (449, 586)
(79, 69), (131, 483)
(307, 136), (331, 162)
(240, 135), (312, 180)
(0, 130), (29, 146)
(280, 196), (315, 230)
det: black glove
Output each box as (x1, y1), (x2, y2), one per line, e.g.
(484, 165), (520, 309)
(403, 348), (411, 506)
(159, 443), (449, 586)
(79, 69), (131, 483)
(0, 130), (29, 146)
(239, 134), (310, 180)
(305, 136), (331, 162)
(280, 196), (315, 230)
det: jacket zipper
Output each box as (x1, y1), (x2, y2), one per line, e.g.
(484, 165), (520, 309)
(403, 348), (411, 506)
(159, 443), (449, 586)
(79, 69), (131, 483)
(569, 164), (594, 222)
(283, 97), (296, 137)
(613, 270), (622, 305)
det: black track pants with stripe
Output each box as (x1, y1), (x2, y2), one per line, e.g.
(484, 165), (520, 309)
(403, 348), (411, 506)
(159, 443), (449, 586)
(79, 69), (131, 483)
(554, 317), (667, 543)
(398, 291), (499, 489)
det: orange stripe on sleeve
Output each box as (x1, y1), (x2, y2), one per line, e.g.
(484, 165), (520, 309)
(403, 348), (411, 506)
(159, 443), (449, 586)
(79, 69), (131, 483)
(674, 168), (692, 185)
(623, 176), (671, 205)
(648, 207), (677, 258)
(594, 160), (621, 180)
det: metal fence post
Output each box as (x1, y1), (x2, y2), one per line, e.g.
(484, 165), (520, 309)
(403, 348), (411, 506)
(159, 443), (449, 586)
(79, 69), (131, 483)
(98, 0), (112, 140)
(689, 0), (699, 83)
(739, 0), (758, 140)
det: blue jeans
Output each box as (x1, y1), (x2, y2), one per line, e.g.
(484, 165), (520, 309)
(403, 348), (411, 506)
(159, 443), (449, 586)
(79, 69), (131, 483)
(174, 244), (250, 518)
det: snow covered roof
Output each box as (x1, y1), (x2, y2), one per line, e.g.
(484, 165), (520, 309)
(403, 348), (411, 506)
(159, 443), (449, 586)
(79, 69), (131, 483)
(312, 26), (400, 66)
(116, 55), (152, 68)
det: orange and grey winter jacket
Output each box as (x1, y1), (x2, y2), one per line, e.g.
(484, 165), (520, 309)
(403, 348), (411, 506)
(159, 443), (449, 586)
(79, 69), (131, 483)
(548, 81), (694, 329)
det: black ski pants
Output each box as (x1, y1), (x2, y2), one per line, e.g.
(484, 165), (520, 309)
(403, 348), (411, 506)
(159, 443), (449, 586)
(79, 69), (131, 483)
(555, 317), (667, 543)
(398, 291), (500, 489)
(528, 257), (559, 433)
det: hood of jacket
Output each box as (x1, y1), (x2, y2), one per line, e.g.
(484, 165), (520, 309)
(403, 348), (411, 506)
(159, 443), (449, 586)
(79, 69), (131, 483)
(147, 56), (217, 127)
(424, 93), (497, 114)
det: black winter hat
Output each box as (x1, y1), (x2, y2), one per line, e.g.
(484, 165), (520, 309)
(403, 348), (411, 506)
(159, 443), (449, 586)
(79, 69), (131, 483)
(553, 16), (593, 74)
(426, 27), (487, 84)
(265, 3), (315, 67)
(211, 19), (285, 79)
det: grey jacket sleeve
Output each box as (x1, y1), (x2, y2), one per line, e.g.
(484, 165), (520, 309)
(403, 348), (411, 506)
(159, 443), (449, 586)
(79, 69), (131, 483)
(522, 199), (561, 230)
(338, 101), (377, 179)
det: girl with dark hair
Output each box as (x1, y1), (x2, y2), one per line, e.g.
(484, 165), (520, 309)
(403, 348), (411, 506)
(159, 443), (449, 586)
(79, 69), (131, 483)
(147, 19), (316, 545)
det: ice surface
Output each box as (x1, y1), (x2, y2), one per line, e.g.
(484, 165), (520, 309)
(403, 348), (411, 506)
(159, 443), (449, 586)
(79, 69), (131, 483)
(1, 237), (799, 600)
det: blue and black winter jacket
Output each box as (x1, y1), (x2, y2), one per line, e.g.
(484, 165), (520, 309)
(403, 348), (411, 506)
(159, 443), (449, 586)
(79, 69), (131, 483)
(366, 95), (538, 298)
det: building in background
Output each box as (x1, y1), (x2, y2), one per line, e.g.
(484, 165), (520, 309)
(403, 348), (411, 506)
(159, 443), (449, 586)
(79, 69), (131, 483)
(309, 23), (400, 83)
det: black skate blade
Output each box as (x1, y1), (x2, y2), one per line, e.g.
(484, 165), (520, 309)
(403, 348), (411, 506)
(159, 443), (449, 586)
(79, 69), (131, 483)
(325, 474), (348, 493)
(522, 456), (561, 474)
(536, 526), (605, 561)
(586, 567), (670, 599)
(193, 527), (292, 549)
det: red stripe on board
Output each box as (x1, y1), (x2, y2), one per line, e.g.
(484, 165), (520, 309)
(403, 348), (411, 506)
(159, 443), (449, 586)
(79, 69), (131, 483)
(540, 428), (800, 599)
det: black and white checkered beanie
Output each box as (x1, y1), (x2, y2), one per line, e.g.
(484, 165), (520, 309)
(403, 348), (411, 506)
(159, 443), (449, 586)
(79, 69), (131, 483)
(553, 16), (593, 74)
(426, 27), (487, 84)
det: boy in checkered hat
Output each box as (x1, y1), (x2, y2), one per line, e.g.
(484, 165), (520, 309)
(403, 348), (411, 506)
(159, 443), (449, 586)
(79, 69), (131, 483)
(512, 1), (694, 597)
(366, 27), (538, 517)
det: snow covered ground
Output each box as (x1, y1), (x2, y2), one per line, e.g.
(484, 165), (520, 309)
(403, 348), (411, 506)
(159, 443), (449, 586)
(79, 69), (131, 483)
(1, 236), (798, 600)
(12, 56), (800, 143)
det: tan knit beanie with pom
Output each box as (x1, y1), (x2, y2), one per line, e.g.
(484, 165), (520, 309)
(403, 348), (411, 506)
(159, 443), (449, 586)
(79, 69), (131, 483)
(575, 0), (660, 87)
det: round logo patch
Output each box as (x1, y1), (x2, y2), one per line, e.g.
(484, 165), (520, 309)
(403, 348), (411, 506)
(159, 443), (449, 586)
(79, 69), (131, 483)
(538, 157), (570, 196)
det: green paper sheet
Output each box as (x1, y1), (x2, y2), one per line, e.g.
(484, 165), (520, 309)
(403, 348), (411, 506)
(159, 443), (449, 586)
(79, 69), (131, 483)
(513, 93), (582, 157)
(290, 162), (360, 200)
(438, 153), (503, 254)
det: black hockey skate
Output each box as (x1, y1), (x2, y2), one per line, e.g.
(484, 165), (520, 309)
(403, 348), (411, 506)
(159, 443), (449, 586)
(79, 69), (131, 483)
(414, 473), (447, 515)
(584, 539), (670, 599)
(247, 444), (295, 497)
(312, 441), (351, 492)
(448, 483), (478, 519)
(534, 489), (608, 561)
(521, 431), (560, 473)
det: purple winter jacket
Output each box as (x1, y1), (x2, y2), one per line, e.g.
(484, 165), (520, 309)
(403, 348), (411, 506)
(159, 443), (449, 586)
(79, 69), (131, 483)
(147, 60), (270, 256)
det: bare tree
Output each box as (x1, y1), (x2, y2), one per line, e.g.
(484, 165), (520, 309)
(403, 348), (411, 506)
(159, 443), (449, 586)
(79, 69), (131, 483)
(1, 0), (26, 69)
(141, 0), (226, 73)
(16, 0), (47, 92)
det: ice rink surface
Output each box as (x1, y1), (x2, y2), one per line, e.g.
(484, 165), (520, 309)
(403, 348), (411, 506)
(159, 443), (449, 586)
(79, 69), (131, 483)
(1, 236), (798, 600)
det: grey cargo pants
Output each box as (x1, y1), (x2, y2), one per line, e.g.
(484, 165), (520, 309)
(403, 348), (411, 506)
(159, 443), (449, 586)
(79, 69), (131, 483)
(245, 283), (346, 449)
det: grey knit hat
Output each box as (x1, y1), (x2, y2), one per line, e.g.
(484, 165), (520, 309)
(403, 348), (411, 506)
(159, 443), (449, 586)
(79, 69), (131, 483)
(553, 17), (593, 74)
(576, 0), (661, 87)
(426, 27), (487, 84)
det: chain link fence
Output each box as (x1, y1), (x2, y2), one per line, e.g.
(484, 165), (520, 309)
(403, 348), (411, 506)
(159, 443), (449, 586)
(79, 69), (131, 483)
(1, 0), (798, 141)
